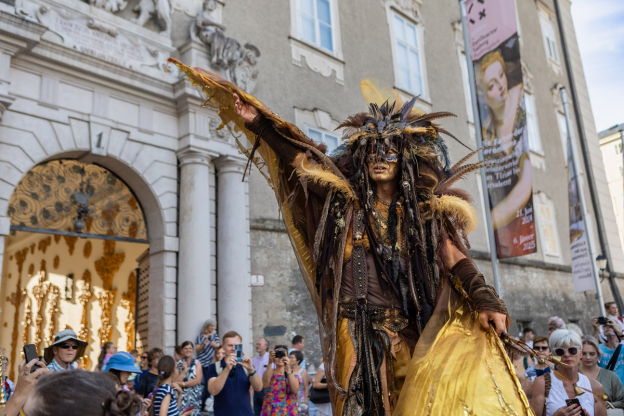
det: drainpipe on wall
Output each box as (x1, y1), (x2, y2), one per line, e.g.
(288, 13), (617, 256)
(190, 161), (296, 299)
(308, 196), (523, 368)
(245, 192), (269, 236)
(553, 0), (624, 314)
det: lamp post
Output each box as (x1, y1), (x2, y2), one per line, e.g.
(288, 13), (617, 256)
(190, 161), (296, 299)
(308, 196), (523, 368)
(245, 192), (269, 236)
(596, 254), (608, 281)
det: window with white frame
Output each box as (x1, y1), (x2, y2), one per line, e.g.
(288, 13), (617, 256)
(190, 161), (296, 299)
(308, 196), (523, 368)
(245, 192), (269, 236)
(392, 13), (423, 96)
(525, 94), (543, 154)
(306, 125), (340, 154)
(536, 195), (560, 257)
(539, 16), (560, 64)
(616, 142), (623, 155)
(298, 0), (334, 52)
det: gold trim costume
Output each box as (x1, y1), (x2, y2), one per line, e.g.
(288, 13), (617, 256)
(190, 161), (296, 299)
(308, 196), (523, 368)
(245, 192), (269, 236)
(170, 59), (533, 416)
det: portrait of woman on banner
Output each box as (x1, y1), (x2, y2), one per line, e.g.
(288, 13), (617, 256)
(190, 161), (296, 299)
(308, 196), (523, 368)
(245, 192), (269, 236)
(476, 35), (536, 258)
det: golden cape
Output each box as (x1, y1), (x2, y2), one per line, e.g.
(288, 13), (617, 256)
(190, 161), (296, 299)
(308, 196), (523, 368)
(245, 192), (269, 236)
(169, 58), (534, 416)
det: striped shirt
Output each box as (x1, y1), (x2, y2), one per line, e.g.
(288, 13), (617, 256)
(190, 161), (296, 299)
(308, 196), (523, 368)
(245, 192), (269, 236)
(197, 332), (220, 367)
(153, 384), (179, 416)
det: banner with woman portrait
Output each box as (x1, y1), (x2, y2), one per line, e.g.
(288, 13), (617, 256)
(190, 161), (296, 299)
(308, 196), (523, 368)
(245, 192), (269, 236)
(466, 0), (537, 258)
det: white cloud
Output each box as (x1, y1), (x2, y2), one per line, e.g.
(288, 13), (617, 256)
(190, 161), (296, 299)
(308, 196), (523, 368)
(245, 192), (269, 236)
(571, 0), (624, 132)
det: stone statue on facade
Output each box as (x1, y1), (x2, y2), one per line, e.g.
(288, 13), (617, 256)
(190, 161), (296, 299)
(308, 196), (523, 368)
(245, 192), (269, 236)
(132, 0), (172, 37)
(89, 0), (128, 13)
(192, 0), (260, 93)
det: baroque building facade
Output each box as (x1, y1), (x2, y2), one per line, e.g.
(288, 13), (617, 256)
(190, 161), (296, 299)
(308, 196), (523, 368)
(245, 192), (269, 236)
(0, 0), (622, 375)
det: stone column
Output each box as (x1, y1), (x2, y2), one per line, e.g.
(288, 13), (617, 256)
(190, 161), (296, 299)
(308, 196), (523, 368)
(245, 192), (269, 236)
(177, 150), (212, 344)
(0, 217), (9, 289)
(215, 156), (252, 354)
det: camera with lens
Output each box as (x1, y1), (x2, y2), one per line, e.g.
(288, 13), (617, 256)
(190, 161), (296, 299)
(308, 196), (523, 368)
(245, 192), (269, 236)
(275, 349), (286, 359)
(597, 316), (609, 325)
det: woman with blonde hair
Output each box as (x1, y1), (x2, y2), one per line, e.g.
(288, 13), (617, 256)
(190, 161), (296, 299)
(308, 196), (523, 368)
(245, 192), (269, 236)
(580, 335), (624, 409)
(530, 329), (606, 416)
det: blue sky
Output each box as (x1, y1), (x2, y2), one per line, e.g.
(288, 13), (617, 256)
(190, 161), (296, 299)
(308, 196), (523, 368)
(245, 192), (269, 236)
(570, 0), (624, 133)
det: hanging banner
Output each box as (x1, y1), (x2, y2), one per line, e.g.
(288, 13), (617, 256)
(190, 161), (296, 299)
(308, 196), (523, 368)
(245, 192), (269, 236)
(567, 138), (596, 292)
(466, 0), (537, 258)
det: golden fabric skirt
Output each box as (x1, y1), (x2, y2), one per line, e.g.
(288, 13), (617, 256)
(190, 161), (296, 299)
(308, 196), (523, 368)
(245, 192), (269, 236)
(394, 283), (533, 416)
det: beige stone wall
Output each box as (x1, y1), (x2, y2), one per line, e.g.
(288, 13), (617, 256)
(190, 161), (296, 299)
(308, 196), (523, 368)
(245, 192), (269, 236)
(0, 231), (147, 378)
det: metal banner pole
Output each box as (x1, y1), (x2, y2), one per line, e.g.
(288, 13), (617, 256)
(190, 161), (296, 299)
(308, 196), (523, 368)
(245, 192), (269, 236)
(561, 87), (605, 316)
(459, 0), (502, 294)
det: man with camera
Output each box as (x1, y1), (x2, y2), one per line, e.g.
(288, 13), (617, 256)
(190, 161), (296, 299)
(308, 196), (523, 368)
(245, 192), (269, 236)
(206, 331), (263, 416)
(592, 312), (624, 345)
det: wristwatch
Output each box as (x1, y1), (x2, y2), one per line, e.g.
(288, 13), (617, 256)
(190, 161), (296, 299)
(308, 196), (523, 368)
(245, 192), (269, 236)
(285, 370), (292, 376)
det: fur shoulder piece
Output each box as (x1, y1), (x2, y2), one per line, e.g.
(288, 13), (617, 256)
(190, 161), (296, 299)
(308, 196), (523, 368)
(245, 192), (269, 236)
(430, 194), (478, 235)
(292, 153), (355, 201)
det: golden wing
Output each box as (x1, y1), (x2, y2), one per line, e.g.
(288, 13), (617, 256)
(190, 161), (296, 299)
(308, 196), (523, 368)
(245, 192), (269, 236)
(169, 58), (324, 315)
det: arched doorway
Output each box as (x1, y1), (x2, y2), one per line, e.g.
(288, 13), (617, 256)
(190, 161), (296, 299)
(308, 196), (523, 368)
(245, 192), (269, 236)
(0, 159), (150, 378)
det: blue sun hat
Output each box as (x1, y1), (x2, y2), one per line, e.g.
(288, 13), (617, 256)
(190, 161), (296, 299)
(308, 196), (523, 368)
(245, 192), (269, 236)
(103, 351), (141, 373)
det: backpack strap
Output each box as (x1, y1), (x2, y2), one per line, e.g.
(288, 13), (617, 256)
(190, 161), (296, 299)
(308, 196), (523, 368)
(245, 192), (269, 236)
(607, 344), (623, 371)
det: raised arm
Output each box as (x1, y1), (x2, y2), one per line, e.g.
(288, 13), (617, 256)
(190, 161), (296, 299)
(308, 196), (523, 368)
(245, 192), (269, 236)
(235, 93), (302, 164)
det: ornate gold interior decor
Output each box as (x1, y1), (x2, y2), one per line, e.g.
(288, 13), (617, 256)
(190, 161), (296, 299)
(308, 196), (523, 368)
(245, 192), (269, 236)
(45, 285), (61, 346)
(54, 235), (61, 244)
(40, 260), (46, 274)
(77, 270), (93, 343)
(7, 160), (147, 240)
(9, 287), (26, 381)
(32, 271), (50, 351)
(21, 297), (32, 354)
(53, 256), (60, 269)
(28, 264), (33, 275)
(120, 272), (136, 351)
(8, 248), (29, 380)
(38, 237), (51, 253)
(15, 249), (28, 274)
(7, 274), (10, 280)
(63, 235), (78, 256)
(83, 241), (92, 259)
(97, 289), (117, 344)
(95, 239), (125, 291)
(29, 244), (34, 254)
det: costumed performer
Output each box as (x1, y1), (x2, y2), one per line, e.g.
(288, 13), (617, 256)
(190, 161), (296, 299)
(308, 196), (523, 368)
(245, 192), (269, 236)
(169, 58), (533, 416)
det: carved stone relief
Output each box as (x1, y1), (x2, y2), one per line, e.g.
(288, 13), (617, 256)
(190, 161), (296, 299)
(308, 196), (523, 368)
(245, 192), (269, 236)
(132, 0), (173, 37)
(384, 0), (423, 23)
(89, 0), (128, 13)
(192, 0), (261, 93)
(35, 6), (176, 72)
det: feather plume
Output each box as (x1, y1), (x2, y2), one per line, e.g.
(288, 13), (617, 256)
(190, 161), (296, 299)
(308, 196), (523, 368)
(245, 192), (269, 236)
(407, 111), (457, 125)
(391, 90), (403, 109)
(437, 160), (490, 190)
(360, 79), (397, 108)
(437, 127), (473, 151)
(449, 148), (482, 175)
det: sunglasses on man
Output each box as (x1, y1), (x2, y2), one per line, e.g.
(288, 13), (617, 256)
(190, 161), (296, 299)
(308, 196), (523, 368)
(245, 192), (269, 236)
(552, 347), (579, 357)
(533, 346), (549, 352)
(58, 343), (79, 350)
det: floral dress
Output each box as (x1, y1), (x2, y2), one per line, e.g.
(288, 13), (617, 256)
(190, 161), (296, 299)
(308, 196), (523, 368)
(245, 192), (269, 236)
(261, 372), (302, 416)
(177, 359), (203, 416)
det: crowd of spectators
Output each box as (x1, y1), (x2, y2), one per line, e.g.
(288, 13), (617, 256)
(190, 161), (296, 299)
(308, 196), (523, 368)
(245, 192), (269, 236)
(0, 322), (323, 416)
(512, 302), (624, 416)
(13, 301), (624, 416)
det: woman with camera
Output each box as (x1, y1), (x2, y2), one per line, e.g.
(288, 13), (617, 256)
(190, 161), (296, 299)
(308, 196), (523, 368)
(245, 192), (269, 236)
(261, 345), (301, 416)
